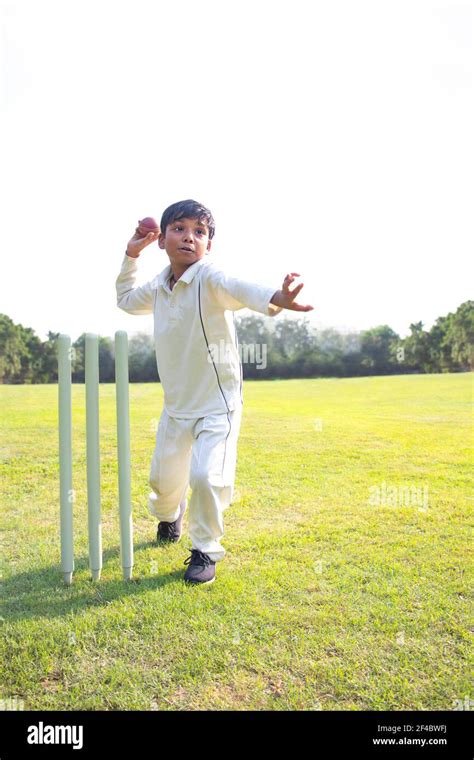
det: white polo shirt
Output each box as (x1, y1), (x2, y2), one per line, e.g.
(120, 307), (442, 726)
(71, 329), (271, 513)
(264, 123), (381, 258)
(116, 254), (282, 418)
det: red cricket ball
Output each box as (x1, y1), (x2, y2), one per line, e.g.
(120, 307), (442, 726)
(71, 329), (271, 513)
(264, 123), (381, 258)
(138, 217), (159, 236)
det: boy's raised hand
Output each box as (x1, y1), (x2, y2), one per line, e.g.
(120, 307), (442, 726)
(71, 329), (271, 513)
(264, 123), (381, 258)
(126, 226), (160, 259)
(270, 273), (314, 312)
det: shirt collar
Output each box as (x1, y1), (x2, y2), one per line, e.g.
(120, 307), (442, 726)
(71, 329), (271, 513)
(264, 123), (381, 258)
(154, 258), (208, 292)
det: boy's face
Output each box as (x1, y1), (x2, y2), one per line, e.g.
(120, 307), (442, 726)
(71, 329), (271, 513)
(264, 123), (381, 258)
(158, 216), (212, 268)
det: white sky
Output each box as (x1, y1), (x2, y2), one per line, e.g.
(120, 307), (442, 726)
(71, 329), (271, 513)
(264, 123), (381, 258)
(1, 0), (472, 342)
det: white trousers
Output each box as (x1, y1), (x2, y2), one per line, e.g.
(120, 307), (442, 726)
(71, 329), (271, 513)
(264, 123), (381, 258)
(148, 403), (243, 562)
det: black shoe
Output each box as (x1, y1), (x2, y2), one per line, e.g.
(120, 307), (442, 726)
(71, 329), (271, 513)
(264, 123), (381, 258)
(183, 549), (216, 585)
(156, 499), (187, 544)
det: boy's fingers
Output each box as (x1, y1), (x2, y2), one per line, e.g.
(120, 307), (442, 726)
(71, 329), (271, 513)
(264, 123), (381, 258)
(294, 304), (314, 311)
(131, 230), (158, 246)
(283, 273), (302, 291)
(290, 282), (304, 297)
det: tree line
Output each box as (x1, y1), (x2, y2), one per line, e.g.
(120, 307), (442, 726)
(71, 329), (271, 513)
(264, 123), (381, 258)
(0, 300), (472, 384)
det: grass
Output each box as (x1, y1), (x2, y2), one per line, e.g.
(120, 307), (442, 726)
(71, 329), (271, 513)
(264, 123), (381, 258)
(0, 373), (472, 710)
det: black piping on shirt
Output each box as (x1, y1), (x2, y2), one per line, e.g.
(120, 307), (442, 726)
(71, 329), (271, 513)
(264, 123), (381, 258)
(198, 278), (232, 481)
(232, 312), (244, 404)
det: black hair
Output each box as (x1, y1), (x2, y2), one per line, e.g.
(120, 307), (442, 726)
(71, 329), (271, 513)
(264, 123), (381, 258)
(160, 199), (215, 240)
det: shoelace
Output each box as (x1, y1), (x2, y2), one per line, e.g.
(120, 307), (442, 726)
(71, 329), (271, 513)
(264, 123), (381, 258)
(158, 521), (177, 539)
(184, 549), (211, 567)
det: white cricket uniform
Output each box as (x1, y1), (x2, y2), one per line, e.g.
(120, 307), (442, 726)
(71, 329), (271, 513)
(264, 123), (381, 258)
(116, 253), (282, 560)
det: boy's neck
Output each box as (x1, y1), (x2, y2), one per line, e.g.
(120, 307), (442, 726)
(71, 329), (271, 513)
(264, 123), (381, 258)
(169, 260), (200, 282)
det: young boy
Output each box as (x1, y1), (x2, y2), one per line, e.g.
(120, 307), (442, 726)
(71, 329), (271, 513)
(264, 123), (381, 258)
(116, 199), (313, 585)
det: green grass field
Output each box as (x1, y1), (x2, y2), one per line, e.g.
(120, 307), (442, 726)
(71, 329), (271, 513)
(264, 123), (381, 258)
(1, 374), (472, 710)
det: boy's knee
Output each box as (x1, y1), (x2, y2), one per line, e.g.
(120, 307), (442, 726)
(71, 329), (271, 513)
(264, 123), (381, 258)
(190, 467), (232, 492)
(190, 468), (209, 491)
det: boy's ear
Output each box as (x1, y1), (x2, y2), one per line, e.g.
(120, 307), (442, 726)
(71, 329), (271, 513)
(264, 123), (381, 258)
(206, 239), (212, 253)
(158, 231), (166, 250)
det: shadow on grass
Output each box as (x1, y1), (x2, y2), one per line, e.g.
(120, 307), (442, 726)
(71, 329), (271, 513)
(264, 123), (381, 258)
(1, 541), (196, 624)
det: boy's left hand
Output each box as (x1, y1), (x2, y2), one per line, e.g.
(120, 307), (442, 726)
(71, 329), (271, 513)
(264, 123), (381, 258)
(270, 273), (314, 312)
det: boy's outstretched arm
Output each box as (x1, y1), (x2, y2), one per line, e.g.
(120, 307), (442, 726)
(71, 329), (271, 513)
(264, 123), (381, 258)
(204, 267), (313, 317)
(270, 273), (314, 312)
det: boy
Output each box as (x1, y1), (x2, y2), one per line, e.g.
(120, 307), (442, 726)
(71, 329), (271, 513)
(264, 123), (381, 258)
(116, 199), (313, 585)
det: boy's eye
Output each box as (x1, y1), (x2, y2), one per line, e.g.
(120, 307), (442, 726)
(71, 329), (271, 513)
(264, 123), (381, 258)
(172, 224), (206, 235)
